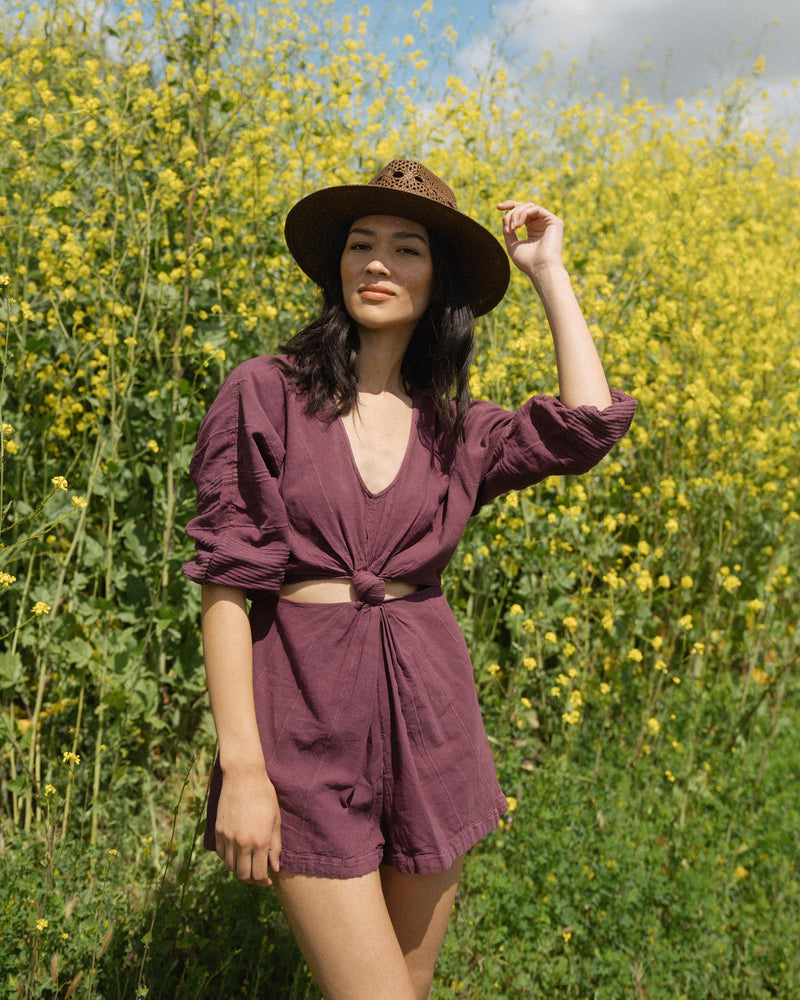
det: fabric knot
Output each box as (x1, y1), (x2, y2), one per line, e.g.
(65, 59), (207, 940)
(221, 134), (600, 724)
(351, 570), (385, 606)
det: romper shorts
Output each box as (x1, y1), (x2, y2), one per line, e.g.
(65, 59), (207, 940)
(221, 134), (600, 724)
(204, 586), (508, 878)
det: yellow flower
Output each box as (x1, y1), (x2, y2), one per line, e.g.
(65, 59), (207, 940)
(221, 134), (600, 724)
(680, 576), (694, 590)
(506, 796), (518, 812)
(562, 615), (579, 632)
(32, 602), (51, 616)
(734, 865), (749, 882)
(44, 784), (56, 795)
(508, 604), (524, 616)
(0, 572), (17, 588)
(51, 476), (68, 491)
(36, 919), (49, 932)
(628, 648), (643, 662)
(647, 717), (660, 734)
(71, 495), (88, 508)
(62, 751), (81, 766)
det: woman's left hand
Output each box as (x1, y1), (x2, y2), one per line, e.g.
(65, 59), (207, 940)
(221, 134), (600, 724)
(498, 201), (565, 282)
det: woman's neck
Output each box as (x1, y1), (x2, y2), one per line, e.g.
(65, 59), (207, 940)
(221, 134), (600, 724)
(354, 328), (413, 397)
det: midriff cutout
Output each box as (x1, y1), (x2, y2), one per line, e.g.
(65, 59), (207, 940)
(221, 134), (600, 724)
(279, 578), (418, 603)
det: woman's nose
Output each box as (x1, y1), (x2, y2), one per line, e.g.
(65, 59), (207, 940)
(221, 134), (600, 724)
(365, 257), (390, 275)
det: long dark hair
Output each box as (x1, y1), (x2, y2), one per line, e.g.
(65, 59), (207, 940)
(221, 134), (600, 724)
(277, 229), (475, 440)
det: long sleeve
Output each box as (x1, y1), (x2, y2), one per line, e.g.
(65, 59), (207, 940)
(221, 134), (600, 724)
(471, 388), (637, 510)
(183, 361), (290, 591)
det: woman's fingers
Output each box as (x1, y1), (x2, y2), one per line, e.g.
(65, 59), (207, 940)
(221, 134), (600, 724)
(497, 200), (565, 274)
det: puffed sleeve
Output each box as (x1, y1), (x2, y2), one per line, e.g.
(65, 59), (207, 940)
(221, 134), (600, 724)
(472, 388), (637, 510)
(182, 362), (290, 590)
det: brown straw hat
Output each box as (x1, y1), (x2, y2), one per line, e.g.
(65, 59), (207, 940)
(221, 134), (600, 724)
(284, 159), (511, 316)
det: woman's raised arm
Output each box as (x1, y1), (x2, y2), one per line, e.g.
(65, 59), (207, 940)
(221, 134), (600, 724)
(498, 200), (613, 411)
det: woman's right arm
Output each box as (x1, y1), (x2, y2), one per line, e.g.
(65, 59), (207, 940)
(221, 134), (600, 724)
(201, 583), (281, 887)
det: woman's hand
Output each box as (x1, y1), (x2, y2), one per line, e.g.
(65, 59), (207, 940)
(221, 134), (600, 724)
(497, 200), (566, 285)
(215, 765), (282, 887)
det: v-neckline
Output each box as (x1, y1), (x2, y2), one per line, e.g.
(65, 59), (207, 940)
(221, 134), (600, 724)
(337, 393), (419, 499)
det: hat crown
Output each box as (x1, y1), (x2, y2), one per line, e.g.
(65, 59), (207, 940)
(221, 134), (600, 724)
(368, 159), (458, 211)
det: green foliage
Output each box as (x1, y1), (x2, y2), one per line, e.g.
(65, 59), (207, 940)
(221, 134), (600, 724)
(1, 0), (798, 997)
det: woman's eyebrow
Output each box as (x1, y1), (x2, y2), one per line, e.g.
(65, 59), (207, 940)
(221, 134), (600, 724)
(348, 226), (429, 244)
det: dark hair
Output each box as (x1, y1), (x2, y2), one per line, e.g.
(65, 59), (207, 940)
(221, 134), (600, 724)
(277, 229), (475, 440)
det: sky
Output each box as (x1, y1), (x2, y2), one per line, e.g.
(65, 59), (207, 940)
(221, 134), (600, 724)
(366, 0), (800, 139)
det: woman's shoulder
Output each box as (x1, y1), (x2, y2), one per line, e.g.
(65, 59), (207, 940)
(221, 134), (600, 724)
(223, 354), (292, 390)
(205, 355), (299, 433)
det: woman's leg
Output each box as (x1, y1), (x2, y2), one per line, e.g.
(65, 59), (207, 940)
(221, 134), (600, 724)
(272, 859), (463, 1000)
(380, 856), (464, 1000)
(272, 868), (417, 1000)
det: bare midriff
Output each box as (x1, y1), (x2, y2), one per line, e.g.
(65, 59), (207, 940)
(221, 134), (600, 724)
(278, 578), (419, 603)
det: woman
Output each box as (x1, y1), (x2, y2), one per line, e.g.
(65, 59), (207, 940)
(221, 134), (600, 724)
(184, 159), (636, 1000)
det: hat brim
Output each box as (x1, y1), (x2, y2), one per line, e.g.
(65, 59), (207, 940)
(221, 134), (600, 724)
(284, 184), (510, 317)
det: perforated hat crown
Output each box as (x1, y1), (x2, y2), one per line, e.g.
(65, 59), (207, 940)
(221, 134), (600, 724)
(369, 160), (458, 208)
(284, 159), (510, 317)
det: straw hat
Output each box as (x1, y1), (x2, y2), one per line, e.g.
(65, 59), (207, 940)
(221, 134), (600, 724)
(284, 159), (510, 316)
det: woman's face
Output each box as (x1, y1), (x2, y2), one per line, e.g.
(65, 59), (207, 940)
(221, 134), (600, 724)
(340, 215), (434, 339)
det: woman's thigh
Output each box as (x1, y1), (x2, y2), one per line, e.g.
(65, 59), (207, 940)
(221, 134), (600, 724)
(380, 857), (464, 1000)
(272, 868), (417, 1000)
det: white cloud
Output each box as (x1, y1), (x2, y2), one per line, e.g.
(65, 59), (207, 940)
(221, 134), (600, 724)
(459, 0), (799, 102)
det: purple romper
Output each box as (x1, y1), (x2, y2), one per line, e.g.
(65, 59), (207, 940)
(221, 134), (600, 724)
(184, 356), (636, 878)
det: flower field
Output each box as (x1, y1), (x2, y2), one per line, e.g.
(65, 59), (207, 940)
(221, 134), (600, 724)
(1, 1), (798, 997)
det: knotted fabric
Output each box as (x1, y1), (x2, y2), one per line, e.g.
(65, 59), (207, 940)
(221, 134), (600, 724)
(351, 570), (385, 605)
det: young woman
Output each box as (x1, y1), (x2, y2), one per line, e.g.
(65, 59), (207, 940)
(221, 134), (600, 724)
(184, 159), (636, 1000)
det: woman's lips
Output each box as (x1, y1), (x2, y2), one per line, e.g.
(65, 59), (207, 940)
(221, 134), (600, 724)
(359, 285), (394, 300)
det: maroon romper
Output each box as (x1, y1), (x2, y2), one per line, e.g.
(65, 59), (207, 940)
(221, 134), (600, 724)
(184, 356), (636, 878)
